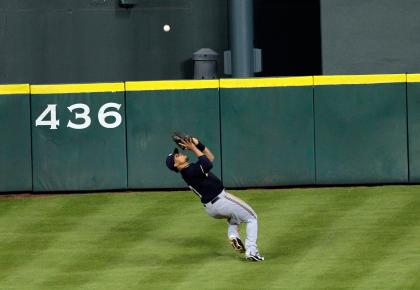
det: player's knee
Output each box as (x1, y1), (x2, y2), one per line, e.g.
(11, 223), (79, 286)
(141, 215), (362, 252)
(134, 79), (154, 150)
(246, 214), (258, 223)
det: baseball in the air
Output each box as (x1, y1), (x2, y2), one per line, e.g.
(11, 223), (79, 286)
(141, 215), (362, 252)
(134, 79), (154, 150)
(163, 24), (171, 32)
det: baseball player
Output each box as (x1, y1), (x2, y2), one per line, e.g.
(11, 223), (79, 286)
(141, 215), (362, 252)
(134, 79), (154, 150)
(165, 135), (264, 261)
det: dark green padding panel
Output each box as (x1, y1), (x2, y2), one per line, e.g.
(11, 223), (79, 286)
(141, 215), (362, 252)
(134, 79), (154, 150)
(314, 83), (408, 184)
(31, 91), (127, 191)
(220, 86), (315, 187)
(407, 81), (420, 182)
(0, 93), (32, 192)
(126, 89), (221, 189)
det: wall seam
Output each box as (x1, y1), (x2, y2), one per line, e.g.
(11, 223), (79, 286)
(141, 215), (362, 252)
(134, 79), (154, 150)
(124, 82), (129, 190)
(29, 86), (34, 192)
(406, 74), (410, 183)
(218, 79), (224, 183)
(312, 76), (317, 185)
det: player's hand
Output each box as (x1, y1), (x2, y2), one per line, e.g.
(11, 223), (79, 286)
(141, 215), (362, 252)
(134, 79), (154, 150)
(192, 137), (199, 145)
(179, 138), (197, 151)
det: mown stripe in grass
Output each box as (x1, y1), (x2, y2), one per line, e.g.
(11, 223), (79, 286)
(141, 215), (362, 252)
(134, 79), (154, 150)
(169, 189), (348, 290)
(0, 200), (20, 219)
(291, 189), (420, 289)
(0, 187), (419, 290)
(341, 192), (420, 290)
(101, 194), (224, 290)
(354, 225), (420, 290)
(0, 196), (115, 283)
(218, 188), (370, 290)
(36, 192), (206, 290)
(34, 196), (165, 289)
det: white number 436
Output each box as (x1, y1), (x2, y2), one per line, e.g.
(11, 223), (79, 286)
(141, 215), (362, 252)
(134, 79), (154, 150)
(35, 102), (122, 130)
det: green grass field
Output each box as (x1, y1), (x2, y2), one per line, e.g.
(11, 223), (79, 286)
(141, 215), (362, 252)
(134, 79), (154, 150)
(1, 185), (420, 290)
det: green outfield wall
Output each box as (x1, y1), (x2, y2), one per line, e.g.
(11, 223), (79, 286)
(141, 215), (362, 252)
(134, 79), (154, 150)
(314, 74), (408, 184)
(125, 80), (221, 189)
(220, 77), (315, 187)
(2, 74), (420, 192)
(0, 84), (32, 192)
(30, 83), (127, 191)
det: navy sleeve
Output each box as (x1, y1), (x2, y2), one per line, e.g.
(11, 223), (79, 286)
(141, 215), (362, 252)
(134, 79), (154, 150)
(197, 155), (213, 173)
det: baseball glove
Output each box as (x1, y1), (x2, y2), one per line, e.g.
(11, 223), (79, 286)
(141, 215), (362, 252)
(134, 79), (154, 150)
(172, 131), (193, 149)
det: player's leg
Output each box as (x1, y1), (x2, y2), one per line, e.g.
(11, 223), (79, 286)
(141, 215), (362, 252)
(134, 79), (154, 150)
(227, 219), (245, 253)
(204, 195), (246, 253)
(223, 192), (264, 261)
(244, 217), (260, 258)
(228, 222), (240, 239)
(204, 191), (263, 260)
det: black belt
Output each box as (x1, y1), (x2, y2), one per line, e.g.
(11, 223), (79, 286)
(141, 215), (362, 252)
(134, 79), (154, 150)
(203, 195), (220, 207)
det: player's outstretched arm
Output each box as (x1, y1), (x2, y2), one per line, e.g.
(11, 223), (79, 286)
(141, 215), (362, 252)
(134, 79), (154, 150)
(192, 137), (214, 161)
(202, 147), (214, 161)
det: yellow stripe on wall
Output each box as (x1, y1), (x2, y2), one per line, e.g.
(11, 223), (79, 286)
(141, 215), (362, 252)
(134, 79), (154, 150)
(314, 74), (406, 85)
(0, 84), (30, 95)
(220, 76), (313, 88)
(125, 80), (219, 91)
(31, 83), (125, 94)
(3, 74), (414, 95)
(407, 74), (420, 83)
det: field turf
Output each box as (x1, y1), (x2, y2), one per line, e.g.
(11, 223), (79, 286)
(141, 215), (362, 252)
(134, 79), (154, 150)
(0, 185), (420, 289)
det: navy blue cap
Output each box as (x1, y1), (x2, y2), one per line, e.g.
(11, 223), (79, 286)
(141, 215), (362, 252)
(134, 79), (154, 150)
(166, 148), (179, 172)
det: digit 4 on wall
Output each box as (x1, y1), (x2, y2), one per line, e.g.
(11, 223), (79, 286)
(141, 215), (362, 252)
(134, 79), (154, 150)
(35, 103), (122, 130)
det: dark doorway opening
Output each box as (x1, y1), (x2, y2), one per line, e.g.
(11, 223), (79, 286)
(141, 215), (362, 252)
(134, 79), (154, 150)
(254, 0), (322, 77)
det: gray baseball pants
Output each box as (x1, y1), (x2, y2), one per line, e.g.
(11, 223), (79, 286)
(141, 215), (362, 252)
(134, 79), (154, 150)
(204, 190), (259, 254)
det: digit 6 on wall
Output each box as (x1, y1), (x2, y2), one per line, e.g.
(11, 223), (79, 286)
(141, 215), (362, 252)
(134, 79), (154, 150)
(35, 102), (122, 130)
(98, 103), (122, 129)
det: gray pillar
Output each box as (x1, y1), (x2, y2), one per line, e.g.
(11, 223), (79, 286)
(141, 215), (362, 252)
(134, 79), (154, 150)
(229, 0), (254, 78)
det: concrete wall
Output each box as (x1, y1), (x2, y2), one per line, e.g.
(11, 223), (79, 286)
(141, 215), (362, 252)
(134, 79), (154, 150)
(321, 0), (420, 74)
(0, 0), (228, 84)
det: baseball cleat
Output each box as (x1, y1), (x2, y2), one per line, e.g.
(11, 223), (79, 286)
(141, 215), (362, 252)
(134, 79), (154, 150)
(229, 237), (245, 253)
(245, 251), (265, 262)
